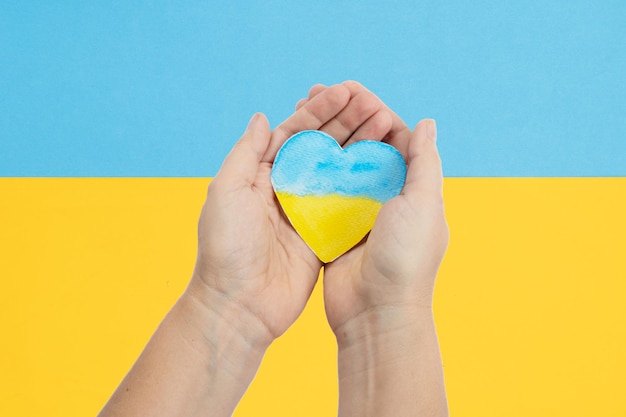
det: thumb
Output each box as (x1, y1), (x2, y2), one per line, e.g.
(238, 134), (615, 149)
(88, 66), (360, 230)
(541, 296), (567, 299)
(402, 119), (444, 205)
(215, 113), (271, 187)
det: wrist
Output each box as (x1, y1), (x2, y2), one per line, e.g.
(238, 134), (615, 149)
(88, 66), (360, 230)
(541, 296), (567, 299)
(170, 280), (272, 398)
(335, 304), (435, 357)
(99, 281), (271, 417)
(334, 306), (448, 417)
(181, 278), (274, 355)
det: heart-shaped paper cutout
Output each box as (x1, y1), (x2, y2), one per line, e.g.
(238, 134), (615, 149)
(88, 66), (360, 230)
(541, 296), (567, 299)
(271, 130), (406, 262)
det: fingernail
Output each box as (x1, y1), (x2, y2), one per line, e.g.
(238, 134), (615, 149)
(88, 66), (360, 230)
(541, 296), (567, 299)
(427, 119), (437, 141)
(246, 113), (259, 132)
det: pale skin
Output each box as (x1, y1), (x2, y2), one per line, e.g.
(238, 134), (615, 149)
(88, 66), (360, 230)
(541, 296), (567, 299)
(98, 81), (449, 417)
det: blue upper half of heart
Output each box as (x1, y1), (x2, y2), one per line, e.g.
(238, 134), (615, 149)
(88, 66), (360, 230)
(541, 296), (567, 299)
(271, 131), (407, 203)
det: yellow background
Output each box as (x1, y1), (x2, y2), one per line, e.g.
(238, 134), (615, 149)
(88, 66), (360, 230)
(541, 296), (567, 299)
(1, 178), (625, 416)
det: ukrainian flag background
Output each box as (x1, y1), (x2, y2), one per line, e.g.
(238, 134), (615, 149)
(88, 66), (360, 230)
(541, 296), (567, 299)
(1, 2), (625, 416)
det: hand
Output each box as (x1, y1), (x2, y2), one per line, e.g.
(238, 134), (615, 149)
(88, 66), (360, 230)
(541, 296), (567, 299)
(313, 82), (449, 416)
(188, 82), (400, 349)
(293, 81), (448, 335)
(311, 84), (448, 338)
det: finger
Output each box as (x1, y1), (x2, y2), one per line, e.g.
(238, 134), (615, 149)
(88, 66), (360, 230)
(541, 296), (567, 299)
(318, 88), (383, 145)
(215, 113), (271, 188)
(295, 98), (308, 111)
(383, 110), (412, 144)
(402, 119), (444, 203)
(383, 122), (412, 162)
(308, 83), (327, 99)
(341, 108), (393, 148)
(294, 84), (328, 111)
(338, 80), (411, 148)
(342, 81), (410, 140)
(263, 83), (350, 162)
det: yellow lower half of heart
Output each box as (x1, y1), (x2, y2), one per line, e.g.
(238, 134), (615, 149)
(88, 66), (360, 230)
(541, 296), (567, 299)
(1, 178), (625, 417)
(274, 191), (383, 262)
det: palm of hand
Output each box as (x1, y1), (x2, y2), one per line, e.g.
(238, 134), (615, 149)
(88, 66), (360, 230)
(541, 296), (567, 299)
(196, 161), (322, 340)
(323, 197), (417, 332)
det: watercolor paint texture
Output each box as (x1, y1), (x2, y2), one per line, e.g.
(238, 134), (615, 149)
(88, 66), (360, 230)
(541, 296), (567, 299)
(271, 130), (406, 262)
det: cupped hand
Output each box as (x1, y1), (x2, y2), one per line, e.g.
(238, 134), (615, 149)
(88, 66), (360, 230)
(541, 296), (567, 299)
(189, 82), (398, 348)
(320, 84), (449, 341)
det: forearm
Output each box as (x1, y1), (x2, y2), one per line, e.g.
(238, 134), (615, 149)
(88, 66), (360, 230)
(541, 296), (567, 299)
(335, 306), (448, 417)
(98, 282), (269, 417)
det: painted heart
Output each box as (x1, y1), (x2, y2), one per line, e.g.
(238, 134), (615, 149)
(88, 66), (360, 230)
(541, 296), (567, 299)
(271, 130), (407, 262)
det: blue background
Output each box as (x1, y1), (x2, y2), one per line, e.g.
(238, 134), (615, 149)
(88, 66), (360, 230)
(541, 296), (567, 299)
(1, 0), (624, 177)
